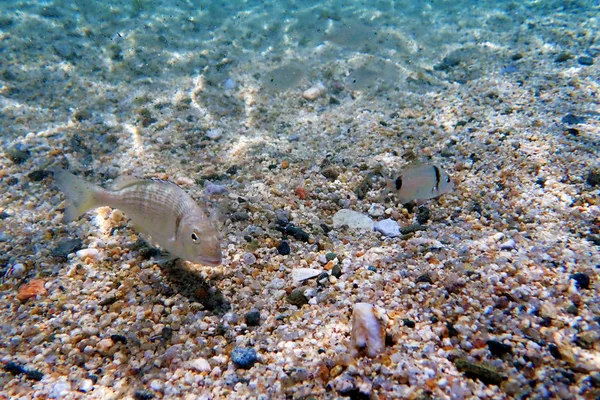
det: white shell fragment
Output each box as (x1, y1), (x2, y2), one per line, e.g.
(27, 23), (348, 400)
(332, 209), (374, 230)
(291, 268), (321, 283)
(351, 303), (385, 358)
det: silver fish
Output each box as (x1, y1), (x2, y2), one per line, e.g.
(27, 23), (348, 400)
(51, 168), (222, 266)
(387, 164), (454, 204)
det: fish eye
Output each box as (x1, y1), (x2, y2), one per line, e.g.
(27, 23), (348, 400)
(446, 176), (450, 183)
(191, 232), (199, 242)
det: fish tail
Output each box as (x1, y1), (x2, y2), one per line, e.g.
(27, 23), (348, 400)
(51, 168), (103, 222)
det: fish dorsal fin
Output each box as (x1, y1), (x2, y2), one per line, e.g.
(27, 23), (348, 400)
(110, 175), (141, 190)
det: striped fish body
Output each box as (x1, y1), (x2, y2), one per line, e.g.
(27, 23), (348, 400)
(388, 164), (454, 204)
(52, 169), (222, 266)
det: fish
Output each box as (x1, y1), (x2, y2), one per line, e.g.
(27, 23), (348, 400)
(51, 168), (222, 266)
(387, 164), (454, 204)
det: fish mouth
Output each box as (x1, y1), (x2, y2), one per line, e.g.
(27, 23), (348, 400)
(197, 256), (222, 267)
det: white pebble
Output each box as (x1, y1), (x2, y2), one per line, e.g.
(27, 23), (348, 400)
(351, 303), (385, 358)
(79, 379), (93, 392)
(7, 263), (26, 279)
(149, 379), (163, 391)
(175, 176), (195, 186)
(206, 129), (222, 140)
(332, 209), (374, 230)
(374, 219), (401, 238)
(76, 248), (99, 260)
(500, 239), (516, 250)
(368, 204), (385, 217)
(188, 357), (211, 372)
(242, 253), (257, 265)
(51, 379), (71, 398)
(291, 268), (321, 283)
(223, 78), (236, 90)
(302, 84), (325, 101)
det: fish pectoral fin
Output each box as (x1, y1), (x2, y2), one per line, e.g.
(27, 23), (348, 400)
(151, 252), (177, 264)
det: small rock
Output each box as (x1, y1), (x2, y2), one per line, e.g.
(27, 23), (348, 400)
(416, 274), (433, 284)
(302, 84), (325, 101)
(27, 170), (51, 182)
(204, 183), (227, 195)
(570, 272), (590, 290)
(231, 211), (249, 221)
(223, 78), (236, 90)
(242, 253), (257, 265)
(188, 357), (211, 372)
(586, 170), (600, 187)
(79, 379), (93, 392)
(325, 252), (337, 261)
(277, 240), (291, 255)
(51, 379), (72, 398)
(6, 144), (30, 164)
(351, 303), (385, 358)
(578, 56), (594, 66)
(149, 379), (163, 391)
(7, 263), (26, 279)
(368, 204), (385, 217)
(321, 165), (340, 180)
(454, 358), (504, 385)
(331, 264), (342, 278)
(291, 268), (321, 283)
(500, 239), (516, 250)
(555, 52), (572, 63)
(245, 309), (261, 326)
(230, 347), (258, 369)
(16, 279), (47, 302)
(283, 224), (309, 242)
(110, 334), (127, 344)
(51, 238), (83, 258)
(374, 219), (401, 238)
(416, 206), (430, 224)
(566, 304), (579, 315)
(562, 114), (585, 125)
(76, 248), (100, 260)
(287, 287), (309, 307)
(332, 209), (374, 230)
(403, 319), (416, 328)
(487, 340), (512, 357)
(133, 390), (155, 400)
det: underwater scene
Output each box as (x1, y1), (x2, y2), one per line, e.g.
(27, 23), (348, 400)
(1, 0), (599, 398)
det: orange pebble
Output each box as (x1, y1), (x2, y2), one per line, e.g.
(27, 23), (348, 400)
(16, 279), (47, 302)
(324, 261), (334, 271)
(281, 160), (289, 169)
(295, 186), (307, 200)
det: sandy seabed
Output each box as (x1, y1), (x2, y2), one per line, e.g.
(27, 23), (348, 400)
(1, 0), (600, 399)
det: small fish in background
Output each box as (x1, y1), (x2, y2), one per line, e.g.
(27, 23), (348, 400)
(51, 168), (222, 266)
(387, 164), (454, 205)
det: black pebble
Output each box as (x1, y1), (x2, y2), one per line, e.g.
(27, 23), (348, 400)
(6, 177), (18, 186)
(367, 266), (376, 272)
(283, 224), (309, 242)
(245, 309), (261, 326)
(51, 238), (83, 258)
(4, 361), (26, 375)
(578, 56), (594, 66)
(548, 343), (561, 359)
(416, 207), (430, 225)
(25, 369), (44, 381)
(570, 272), (590, 289)
(586, 170), (600, 187)
(562, 114), (585, 125)
(134, 390), (155, 400)
(487, 340), (512, 357)
(446, 323), (459, 337)
(555, 52), (572, 63)
(27, 169), (51, 182)
(6, 144), (31, 164)
(331, 264), (342, 278)
(403, 319), (416, 328)
(231, 211), (249, 222)
(277, 240), (291, 255)
(110, 334), (128, 344)
(226, 165), (239, 175)
(416, 274), (433, 284)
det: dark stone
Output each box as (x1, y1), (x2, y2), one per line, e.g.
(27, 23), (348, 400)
(578, 56), (594, 66)
(25, 369), (43, 381)
(321, 166), (340, 180)
(320, 223), (332, 234)
(570, 272), (590, 289)
(331, 264), (342, 278)
(431, 316), (439, 323)
(565, 128), (579, 136)
(5, 176), (18, 186)
(446, 323), (459, 337)
(283, 224), (309, 242)
(277, 240), (291, 255)
(400, 224), (426, 235)
(161, 327), (173, 341)
(367, 266), (376, 272)
(287, 288), (308, 307)
(226, 165), (239, 175)
(317, 272), (329, 285)
(487, 340), (512, 357)
(548, 343), (560, 359)
(245, 309), (261, 326)
(511, 53), (523, 61)
(73, 109), (92, 121)
(416, 274), (433, 284)
(274, 209), (289, 226)
(4, 361), (26, 375)
(99, 295), (118, 307)
(27, 169), (51, 182)
(588, 234), (600, 247)
(51, 238), (83, 258)
(231, 211), (249, 222)
(403, 319), (416, 328)
(586, 170), (600, 187)
(325, 252), (337, 261)
(566, 304), (579, 315)
(6, 145), (30, 164)
(230, 347), (258, 369)
(416, 207), (430, 225)
(454, 358), (504, 385)
(329, 96), (340, 105)
(111, 334), (128, 344)
(555, 52), (572, 63)
(562, 114), (585, 125)
(133, 390), (155, 400)
(0, 211), (9, 219)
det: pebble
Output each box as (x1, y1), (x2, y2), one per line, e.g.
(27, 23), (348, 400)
(27, 169), (51, 182)
(331, 264), (342, 278)
(587, 170), (600, 187)
(245, 309), (261, 326)
(16, 279), (47, 302)
(291, 268), (321, 283)
(562, 114), (585, 125)
(287, 287), (309, 307)
(368, 204), (385, 217)
(570, 272), (590, 289)
(453, 358), (504, 385)
(206, 128), (222, 140)
(578, 56), (594, 66)
(76, 248), (100, 260)
(204, 183), (227, 195)
(332, 209), (374, 230)
(282, 224), (309, 242)
(7, 263), (26, 279)
(79, 379), (93, 392)
(149, 379), (163, 391)
(500, 239), (516, 250)
(302, 84), (325, 101)
(6, 144), (30, 164)
(416, 207), (430, 224)
(230, 347), (258, 369)
(374, 219), (401, 238)
(487, 340), (512, 357)
(223, 78), (236, 90)
(51, 238), (83, 258)
(277, 240), (291, 255)
(351, 303), (385, 358)
(242, 253), (257, 265)
(51, 379), (72, 398)
(188, 357), (211, 372)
